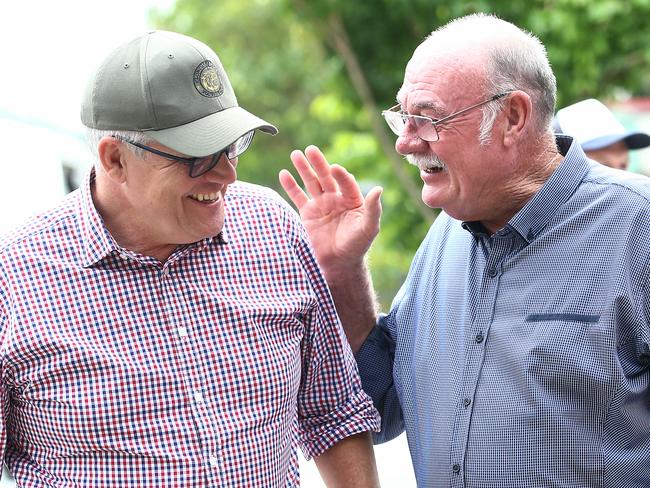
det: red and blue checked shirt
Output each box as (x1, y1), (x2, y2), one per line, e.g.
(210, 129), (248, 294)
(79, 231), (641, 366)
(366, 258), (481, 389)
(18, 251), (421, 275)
(0, 170), (380, 487)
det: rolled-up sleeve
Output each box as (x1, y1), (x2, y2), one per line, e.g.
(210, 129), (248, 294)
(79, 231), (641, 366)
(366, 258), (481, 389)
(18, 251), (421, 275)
(293, 239), (380, 459)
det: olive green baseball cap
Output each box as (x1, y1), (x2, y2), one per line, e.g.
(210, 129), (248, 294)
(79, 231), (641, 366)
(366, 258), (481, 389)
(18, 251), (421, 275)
(81, 31), (277, 157)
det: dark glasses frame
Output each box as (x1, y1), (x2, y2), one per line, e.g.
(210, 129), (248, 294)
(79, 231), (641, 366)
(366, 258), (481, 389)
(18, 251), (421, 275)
(117, 131), (255, 178)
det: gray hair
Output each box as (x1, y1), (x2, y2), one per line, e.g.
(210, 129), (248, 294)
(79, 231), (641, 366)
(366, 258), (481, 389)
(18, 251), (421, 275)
(85, 128), (157, 162)
(424, 13), (557, 145)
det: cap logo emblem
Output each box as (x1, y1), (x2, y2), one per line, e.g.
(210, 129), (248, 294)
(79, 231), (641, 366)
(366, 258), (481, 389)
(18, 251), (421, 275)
(193, 60), (223, 98)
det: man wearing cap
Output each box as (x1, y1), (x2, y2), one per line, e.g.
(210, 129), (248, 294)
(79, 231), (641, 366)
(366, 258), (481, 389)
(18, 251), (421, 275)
(554, 98), (650, 170)
(0, 31), (380, 486)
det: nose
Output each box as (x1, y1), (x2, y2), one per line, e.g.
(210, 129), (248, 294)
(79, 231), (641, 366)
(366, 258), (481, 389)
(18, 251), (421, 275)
(395, 131), (429, 156)
(205, 153), (237, 184)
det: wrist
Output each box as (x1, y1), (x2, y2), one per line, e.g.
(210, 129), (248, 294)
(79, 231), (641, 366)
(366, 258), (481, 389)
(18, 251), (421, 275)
(321, 258), (367, 285)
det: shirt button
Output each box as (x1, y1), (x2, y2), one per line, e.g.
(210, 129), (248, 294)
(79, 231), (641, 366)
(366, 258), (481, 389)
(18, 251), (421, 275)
(162, 267), (171, 277)
(209, 456), (218, 467)
(488, 267), (498, 277)
(475, 332), (484, 344)
(452, 463), (461, 474)
(177, 326), (188, 338)
(463, 397), (471, 408)
(194, 391), (204, 403)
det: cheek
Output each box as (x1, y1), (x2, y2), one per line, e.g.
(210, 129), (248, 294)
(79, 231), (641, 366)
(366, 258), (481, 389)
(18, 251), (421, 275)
(137, 177), (180, 215)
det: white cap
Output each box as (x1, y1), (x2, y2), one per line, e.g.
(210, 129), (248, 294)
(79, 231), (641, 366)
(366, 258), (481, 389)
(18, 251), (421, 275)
(553, 98), (650, 151)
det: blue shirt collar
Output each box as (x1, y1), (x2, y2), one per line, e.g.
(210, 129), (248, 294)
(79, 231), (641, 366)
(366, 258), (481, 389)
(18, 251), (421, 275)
(463, 136), (590, 243)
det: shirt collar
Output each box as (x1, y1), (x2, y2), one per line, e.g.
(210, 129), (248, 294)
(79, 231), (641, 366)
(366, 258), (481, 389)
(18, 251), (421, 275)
(77, 168), (228, 267)
(78, 168), (121, 267)
(462, 135), (590, 243)
(508, 135), (589, 243)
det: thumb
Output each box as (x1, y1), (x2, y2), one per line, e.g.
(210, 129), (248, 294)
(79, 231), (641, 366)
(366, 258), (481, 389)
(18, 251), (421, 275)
(363, 186), (383, 237)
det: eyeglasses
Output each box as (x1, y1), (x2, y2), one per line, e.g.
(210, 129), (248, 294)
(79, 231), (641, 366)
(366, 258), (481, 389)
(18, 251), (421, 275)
(119, 131), (255, 178)
(381, 92), (511, 142)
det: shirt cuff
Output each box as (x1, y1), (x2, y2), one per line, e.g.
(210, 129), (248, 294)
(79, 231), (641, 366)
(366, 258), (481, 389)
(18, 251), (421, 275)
(298, 388), (381, 460)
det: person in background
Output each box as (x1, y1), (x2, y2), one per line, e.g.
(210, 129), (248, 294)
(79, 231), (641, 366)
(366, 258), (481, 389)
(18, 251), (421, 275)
(280, 13), (650, 488)
(554, 97), (650, 170)
(0, 31), (380, 487)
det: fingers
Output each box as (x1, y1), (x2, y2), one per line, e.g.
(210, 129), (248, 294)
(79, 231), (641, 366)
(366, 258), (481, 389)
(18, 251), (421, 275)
(279, 169), (309, 209)
(363, 186), (383, 235)
(303, 146), (340, 194)
(289, 148), (326, 197)
(284, 146), (382, 219)
(330, 164), (364, 206)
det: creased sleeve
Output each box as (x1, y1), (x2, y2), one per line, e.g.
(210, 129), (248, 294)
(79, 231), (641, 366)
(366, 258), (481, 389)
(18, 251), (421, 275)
(0, 265), (11, 471)
(286, 215), (380, 460)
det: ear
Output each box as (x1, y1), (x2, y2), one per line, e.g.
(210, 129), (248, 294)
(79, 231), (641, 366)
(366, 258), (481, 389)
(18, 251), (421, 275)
(501, 90), (531, 147)
(97, 137), (128, 183)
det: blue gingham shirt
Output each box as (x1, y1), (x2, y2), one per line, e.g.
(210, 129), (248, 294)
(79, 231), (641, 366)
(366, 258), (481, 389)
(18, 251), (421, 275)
(357, 136), (650, 487)
(0, 171), (379, 487)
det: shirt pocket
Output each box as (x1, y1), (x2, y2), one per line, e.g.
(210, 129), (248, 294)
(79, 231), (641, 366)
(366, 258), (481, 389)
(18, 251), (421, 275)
(525, 312), (600, 324)
(521, 311), (616, 411)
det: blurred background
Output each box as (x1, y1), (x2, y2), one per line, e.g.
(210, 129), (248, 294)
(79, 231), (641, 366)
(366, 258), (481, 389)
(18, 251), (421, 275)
(4, 0), (650, 486)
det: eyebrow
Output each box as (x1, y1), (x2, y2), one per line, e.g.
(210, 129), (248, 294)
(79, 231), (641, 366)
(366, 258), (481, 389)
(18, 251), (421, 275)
(397, 99), (446, 118)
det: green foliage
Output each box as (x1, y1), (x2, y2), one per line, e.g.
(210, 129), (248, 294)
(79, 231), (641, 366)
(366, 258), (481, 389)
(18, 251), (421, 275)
(153, 0), (650, 308)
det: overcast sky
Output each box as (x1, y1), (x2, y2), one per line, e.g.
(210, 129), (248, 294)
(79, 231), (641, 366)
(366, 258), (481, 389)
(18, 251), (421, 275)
(1, 0), (175, 132)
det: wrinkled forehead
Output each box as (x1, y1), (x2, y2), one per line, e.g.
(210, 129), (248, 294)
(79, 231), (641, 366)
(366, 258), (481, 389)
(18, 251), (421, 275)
(397, 47), (486, 110)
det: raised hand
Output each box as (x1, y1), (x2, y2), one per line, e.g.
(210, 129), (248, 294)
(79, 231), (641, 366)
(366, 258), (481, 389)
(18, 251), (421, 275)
(279, 145), (383, 275)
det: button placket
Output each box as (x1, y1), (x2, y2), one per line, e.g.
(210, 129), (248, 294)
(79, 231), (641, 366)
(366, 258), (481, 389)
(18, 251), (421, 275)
(194, 391), (204, 404)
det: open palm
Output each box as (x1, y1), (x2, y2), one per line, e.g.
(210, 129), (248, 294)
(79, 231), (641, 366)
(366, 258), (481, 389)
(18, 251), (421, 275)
(279, 146), (382, 273)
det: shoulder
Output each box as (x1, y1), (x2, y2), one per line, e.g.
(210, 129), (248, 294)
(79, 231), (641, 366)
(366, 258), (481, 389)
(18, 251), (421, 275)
(226, 181), (295, 213)
(224, 181), (304, 239)
(583, 164), (650, 204)
(0, 191), (79, 260)
(225, 181), (300, 226)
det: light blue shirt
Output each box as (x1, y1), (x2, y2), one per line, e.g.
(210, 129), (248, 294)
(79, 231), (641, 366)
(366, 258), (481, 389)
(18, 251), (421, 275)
(357, 136), (650, 487)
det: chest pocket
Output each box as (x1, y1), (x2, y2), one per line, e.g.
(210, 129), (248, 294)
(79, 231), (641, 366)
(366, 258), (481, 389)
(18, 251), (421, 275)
(522, 311), (616, 411)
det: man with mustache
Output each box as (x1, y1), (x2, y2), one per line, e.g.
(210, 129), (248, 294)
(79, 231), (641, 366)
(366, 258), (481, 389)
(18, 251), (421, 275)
(281, 13), (650, 487)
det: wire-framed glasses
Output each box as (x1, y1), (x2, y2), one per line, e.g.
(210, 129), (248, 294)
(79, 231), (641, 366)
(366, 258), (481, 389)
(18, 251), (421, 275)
(381, 92), (511, 142)
(119, 130), (255, 178)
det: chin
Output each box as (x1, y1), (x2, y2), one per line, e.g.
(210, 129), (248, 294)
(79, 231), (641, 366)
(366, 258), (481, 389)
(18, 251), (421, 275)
(421, 189), (444, 210)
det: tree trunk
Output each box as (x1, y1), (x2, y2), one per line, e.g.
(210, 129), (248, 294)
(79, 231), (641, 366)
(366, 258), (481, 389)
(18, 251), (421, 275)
(325, 12), (435, 223)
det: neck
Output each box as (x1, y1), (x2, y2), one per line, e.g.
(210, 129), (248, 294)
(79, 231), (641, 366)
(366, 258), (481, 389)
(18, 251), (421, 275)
(481, 143), (563, 234)
(91, 173), (176, 263)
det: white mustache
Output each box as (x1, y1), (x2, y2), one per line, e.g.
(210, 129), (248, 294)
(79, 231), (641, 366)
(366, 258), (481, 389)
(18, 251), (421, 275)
(406, 153), (446, 171)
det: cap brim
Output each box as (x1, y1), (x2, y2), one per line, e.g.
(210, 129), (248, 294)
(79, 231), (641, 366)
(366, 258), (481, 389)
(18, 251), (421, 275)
(623, 132), (650, 150)
(145, 106), (278, 156)
(582, 131), (650, 151)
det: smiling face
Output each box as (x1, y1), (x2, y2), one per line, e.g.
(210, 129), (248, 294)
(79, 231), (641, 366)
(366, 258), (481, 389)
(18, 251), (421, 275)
(94, 137), (238, 261)
(395, 50), (510, 224)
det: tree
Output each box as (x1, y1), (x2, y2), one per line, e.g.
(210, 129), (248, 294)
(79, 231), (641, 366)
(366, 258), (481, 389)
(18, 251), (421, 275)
(154, 0), (650, 307)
